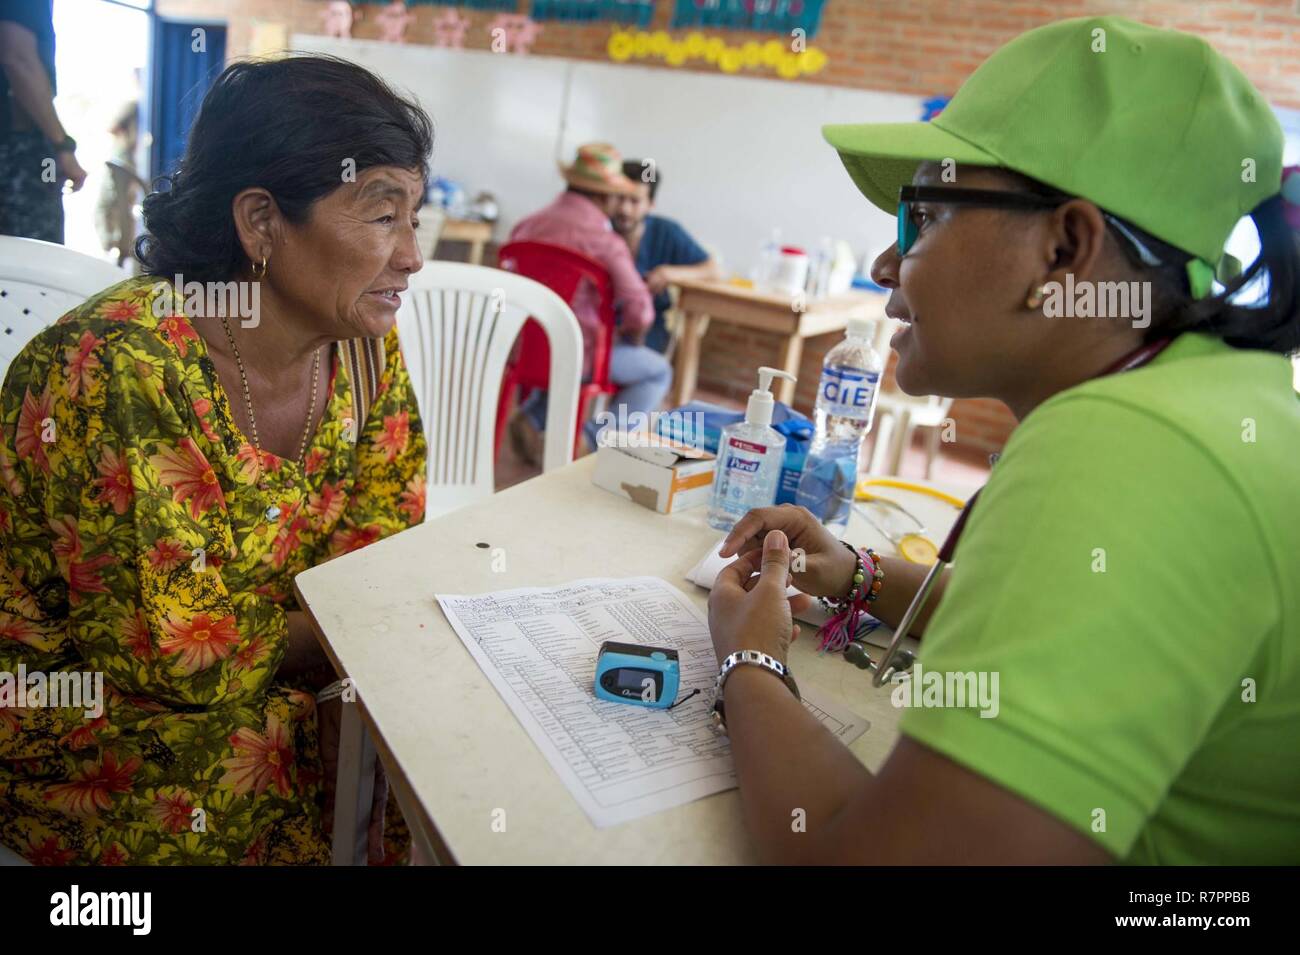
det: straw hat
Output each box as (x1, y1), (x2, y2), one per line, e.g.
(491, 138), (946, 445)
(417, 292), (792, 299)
(559, 142), (640, 196)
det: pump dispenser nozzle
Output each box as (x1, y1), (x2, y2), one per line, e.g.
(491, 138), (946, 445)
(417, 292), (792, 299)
(747, 366), (796, 427)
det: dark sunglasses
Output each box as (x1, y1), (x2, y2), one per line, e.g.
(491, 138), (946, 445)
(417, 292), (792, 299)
(896, 185), (1167, 270)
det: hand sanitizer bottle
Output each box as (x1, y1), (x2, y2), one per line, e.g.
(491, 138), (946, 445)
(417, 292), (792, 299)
(708, 366), (797, 531)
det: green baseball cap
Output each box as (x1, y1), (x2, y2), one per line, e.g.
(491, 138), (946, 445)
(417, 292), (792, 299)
(823, 16), (1283, 271)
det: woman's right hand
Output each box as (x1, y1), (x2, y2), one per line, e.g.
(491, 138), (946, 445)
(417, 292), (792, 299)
(718, 504), (858, 600)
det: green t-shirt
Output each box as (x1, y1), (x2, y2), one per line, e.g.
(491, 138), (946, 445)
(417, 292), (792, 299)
(898, 332), (1300, 864)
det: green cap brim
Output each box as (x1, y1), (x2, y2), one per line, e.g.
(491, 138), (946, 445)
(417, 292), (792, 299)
(822, 121), (1002, 213)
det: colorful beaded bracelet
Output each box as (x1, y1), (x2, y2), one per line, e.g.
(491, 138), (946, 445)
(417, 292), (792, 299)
(818, 541), (884, 612)
(815, 542), (885, 653)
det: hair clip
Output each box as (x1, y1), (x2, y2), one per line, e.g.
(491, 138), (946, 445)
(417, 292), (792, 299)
(1281, 165), (1300, 231)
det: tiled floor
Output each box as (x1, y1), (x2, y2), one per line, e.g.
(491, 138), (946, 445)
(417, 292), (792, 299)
(493, 387), (993, 493)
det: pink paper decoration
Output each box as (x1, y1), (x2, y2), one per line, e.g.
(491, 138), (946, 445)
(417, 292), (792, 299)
(433, 7), (470, 49)
(488, 13), (542, 55)
(322, 1), (354, 39)
(376, 1), (415, 44)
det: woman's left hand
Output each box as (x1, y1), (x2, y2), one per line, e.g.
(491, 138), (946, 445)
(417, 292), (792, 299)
(707, 529), (805, 666)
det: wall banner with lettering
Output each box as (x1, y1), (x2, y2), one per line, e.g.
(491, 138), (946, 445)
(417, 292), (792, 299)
(417, 0), (521, 10)
(530, 0), (656, 26)
(669, 0), (827, 39)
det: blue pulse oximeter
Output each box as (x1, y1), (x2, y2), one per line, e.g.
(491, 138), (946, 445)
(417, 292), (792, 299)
(594, 641), (680, 708)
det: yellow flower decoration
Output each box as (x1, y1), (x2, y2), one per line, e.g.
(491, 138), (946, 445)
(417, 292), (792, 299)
(606, 29), (829, 79)
(608, 30), (634, 62)
(800, 47), (828, 74)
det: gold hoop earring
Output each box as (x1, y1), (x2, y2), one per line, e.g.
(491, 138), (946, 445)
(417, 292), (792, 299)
(1025, 284), (1047, 309)
(251, 255), (268, 280)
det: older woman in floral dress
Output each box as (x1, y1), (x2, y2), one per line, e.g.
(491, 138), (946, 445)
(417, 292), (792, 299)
(0, 55), (431, 864)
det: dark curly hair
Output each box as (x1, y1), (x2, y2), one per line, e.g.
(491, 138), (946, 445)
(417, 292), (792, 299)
(135, 54), (434, 283)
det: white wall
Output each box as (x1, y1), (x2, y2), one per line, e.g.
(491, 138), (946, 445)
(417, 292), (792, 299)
(290, 36), (922, 274)
(289, 37), (1300, 283)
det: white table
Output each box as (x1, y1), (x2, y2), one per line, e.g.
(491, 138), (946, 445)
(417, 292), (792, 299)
(670, 278), (888, 407)
(294, 456), (975, 864)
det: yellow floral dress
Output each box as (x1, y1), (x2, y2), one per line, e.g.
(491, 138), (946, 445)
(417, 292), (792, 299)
(0, 275), (427, 864)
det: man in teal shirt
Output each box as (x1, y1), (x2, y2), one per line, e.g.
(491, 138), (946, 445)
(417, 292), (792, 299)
(610, 160), (720, 354)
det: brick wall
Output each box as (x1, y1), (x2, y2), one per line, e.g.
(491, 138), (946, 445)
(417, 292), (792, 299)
(704, 324), (1012, 458)
(160, 0), (1300, 110)
(154, 0), (1300, 456)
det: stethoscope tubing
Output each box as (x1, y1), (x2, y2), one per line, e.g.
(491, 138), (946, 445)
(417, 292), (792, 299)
(869, 488), (980, 686)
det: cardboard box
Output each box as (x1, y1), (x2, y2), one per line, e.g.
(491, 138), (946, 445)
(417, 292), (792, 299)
(655, 401), (813, 505)
(592, 435), (716, 514)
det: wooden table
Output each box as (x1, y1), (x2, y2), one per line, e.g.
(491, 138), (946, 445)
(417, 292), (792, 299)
(670, 278), (889, 407)
(294, 456), (973, 865)
(434, 218), (494, 265)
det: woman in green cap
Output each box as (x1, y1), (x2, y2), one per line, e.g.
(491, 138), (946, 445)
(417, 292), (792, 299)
(706, 16), (1300, 864)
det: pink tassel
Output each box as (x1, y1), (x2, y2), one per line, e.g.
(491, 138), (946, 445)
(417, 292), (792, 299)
(817, 606), (861, 653)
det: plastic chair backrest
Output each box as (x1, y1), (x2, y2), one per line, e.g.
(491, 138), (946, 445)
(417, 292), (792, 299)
(497, 240), (615, 388)
(395, 260), (583, 519)
(0, 236), (125, 385)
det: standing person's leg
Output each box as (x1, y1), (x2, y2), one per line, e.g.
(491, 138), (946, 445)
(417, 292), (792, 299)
(585, 343), (673, 449)
(0, 132), (65, 243)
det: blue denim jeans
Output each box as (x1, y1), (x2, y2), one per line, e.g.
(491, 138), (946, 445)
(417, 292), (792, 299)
(520, 342), (674, 450)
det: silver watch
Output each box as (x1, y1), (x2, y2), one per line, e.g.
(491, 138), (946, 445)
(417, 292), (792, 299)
(710, 650), (800, 734)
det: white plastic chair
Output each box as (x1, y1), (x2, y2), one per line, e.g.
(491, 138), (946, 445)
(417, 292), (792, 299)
(867, 316), (955, 479)
(414, 206), (447, 260)
(871, 392), (955, 478)
(395, 260), (583, 520)
(0, 236), (125, 385)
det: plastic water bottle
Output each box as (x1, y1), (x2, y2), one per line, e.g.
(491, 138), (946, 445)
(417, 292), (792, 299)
(753, 227), (782, 289)
(806, 236), (833, 299)
(795, 317), (883, 534)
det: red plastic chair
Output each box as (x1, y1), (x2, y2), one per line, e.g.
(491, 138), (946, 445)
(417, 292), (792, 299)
(495, 240), (619, 459)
